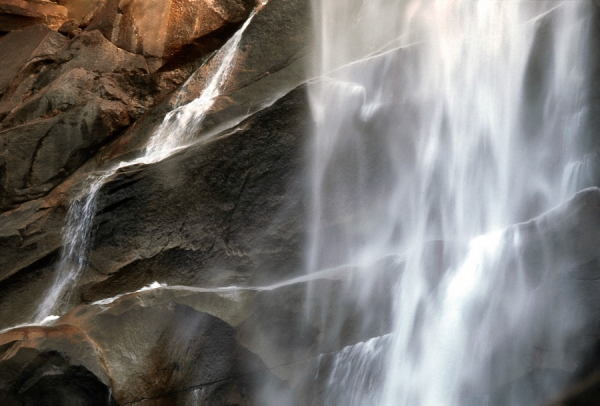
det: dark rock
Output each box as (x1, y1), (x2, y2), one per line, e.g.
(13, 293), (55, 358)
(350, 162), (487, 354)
(514, 187), (600, 287)
(0, 24), (68, 96)
(0, 347), (116, 406)
(57, 19), (81, 38)
(0, 94), (131, 210)
(0, 0), (68, 32)
(0, 0), (312, 331)
(0, 294), (288, 406)
(481, 368), (572, 406)
(95, 0), (311, 170)
(0, 257), (397, 405)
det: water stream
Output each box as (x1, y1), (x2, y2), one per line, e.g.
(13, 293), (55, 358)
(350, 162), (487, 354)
(309, 0), (592, 404)
(34, 12), (256, 322)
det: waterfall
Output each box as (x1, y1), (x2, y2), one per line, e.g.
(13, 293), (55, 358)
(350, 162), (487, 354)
(34, 12), (256, 322)
(309, 0), (591, 404)
(324, 335), (391, 406)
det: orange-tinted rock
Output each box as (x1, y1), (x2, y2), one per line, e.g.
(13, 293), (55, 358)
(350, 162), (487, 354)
(84, 0), (253, 59)
(0, 0), (68, 32)
(56, 0), (104, 26)
(0, 295), (286, 405)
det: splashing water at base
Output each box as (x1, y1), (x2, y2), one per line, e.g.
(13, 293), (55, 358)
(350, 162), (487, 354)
(34, 12), (256, 322)
(324, 335), (392, 406)
(308, 0), (591, 404)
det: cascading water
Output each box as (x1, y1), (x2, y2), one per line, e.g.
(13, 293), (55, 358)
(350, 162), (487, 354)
(34, 12), (256, 322)
(309, 0), (591, 404)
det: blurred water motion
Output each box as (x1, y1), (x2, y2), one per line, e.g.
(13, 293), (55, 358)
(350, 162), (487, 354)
(307, 1), (592, 404)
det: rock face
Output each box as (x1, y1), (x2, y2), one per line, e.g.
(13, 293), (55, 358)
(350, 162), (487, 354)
(2, 0), (600, 404)
(0, 338), (116, 406)
(0, 300), (282, 405)
(0, 26), (187, 210)
(0, 0), (311, 330)
(83, 86), (308, 301)
(0, 0), (317, 402)
(0, 0), (68, 32)
(83, 0), (254, 60)
(0, 255), (398, 406)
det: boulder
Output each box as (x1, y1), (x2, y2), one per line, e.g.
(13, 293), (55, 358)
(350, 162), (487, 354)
(84, 0), (254, 59)
(0, 0), (68, 32)
(57, 0), (104, 26)
(57, 19), (81, 38)
(0, 292), (289, 405)
(0, 24), (68, 96)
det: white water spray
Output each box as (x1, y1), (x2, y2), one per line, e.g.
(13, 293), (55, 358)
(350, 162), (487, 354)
(309, 0), (591, 404)
(34, 12), (256, 321)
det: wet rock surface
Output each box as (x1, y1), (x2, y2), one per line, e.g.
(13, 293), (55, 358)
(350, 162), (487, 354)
(0, 259), (397, 406)
(0, 0), (316, 402)
(0, 298), (284, 406)
(84, 0), (254, 60)
(82, 85), (309, 300)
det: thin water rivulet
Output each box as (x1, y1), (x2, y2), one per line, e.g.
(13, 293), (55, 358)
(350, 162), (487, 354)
(34, 12), (256, 322)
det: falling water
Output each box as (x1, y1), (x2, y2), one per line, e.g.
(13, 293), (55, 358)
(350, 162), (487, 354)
(309, 0), (591, 404)
(34, 12), (256, 321)
(34, 173), (109, 320)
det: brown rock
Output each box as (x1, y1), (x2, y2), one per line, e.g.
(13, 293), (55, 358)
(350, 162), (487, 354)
(85, 0), (253, 59)
(57, 19), (80, 38)
(0, 24), (68, 96)
(0, 29), (190, 211)
(57, 0), (104, 26)
(0, 0), (68, 32)
(56, 29), (148, 74)
(96, 0), (311, 164)
(0, 74), (131, 210)
(0, 326), (115, 405)
(0, 294), (286, 405)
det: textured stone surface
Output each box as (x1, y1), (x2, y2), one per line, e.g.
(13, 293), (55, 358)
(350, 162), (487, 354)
(85, 0), (254, 59)
(0, 29), (192, 212)
(0, 0), (68, 32)
(0, 259), (396, 406)
(0, 0), (312, 335)
(0, 24), (68, 95)
(0, 297), (283, 405)
(0, 96), (130, 208)
(1, 0), (600, 404)
(83, 86), (309, 299)
(0, 346), (116, 406)
(57, 0), (104, 25)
